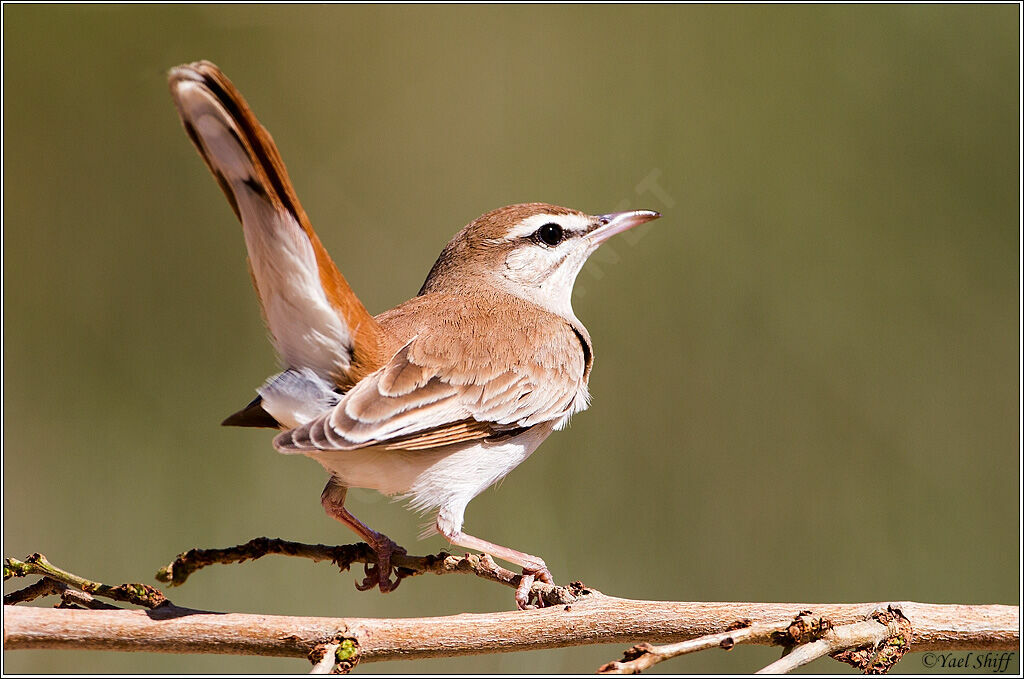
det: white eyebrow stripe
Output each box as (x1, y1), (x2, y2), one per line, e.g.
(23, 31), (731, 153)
(503, 213), (593, 241)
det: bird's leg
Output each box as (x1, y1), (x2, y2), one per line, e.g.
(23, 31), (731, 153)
(321, 478), (405, 593)
(435, 516), (553, 609)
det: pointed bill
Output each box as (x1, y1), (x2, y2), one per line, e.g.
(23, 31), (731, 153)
(588, 209), (661, 245)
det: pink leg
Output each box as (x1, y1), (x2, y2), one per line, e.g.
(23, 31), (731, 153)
(436, 519), (553, 609)
(321, 479), (405, 593)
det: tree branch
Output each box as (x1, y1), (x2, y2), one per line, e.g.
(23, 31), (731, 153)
(598, 607), (917, 674)
(308, 642), (341, 674)
(4, 577), (67, 605)
(597, 619), (787, 673)
(4, 550), (1018, 673)
(155, 537), (581, 607)
(755, 619), (894, 674)
(6, 554), (165, 608)
(4, 599), (1016, 665)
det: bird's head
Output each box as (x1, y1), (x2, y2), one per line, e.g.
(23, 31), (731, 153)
(420, 203), (660, 318)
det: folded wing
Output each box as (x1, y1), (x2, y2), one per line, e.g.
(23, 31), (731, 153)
(274, 326), (587, 453)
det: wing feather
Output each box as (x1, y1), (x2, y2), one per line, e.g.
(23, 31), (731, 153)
(274, 316), (588, 454)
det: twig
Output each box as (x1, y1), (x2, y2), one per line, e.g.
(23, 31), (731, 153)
(601, 608), (914, 674)
(4, 562), (127, 612)
(2, 570), (122, 611)
(154, 537), (364, 586)
(828, 607), (913, 674)
(598, 619), (785, 673)
(6, 554), (166, 608)
(308, 639), (359, 674)
(57, 589), (122, 611)
(308, 643), (340, 674)
(756, 618), (894, 673)
(155, 537), (583, 607)
(4, 577), (67, 605)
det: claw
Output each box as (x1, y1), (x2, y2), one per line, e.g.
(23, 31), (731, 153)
(515, 572), (536, 609)
(515, 564), (554, 609)
(353, 538), (406, 594)
(378, 571), (400, 593)
(533, 567), (554, 584)
(355, 562), (379, 591)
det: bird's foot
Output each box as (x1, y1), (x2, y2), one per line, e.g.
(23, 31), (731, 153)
(354, 536), (407, 593)
(515, 563), (554, 610)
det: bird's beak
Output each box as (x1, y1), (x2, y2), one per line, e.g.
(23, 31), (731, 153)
(588, 210), (661, 245)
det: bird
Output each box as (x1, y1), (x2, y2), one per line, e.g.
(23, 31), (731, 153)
(167, 61), (660, 608)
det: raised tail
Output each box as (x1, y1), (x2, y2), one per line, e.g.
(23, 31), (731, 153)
(168, 61), (385, 398)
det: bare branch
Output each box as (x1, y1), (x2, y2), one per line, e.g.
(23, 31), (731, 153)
(3, 570), (122, 612)
(756, 619), (894, 674)
(6, 554), (165, 608)
(4, 551), (1016, 673)
(4, 577), (67, 605)
(4, 598), (1016, 668)
(308, 643), (341, 674)
(155, 537), (582, 607)
(600, 607), (917, 674)
(305, 639), (359, 674)
(598, 619), (784, 673)
(56, 589), (122, 611)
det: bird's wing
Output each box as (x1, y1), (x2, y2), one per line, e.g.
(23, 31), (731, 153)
(274, 327), (587, 453)
(168, 61), (384, 389)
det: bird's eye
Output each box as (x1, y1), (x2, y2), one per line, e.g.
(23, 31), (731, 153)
(535, 223), (564, 247)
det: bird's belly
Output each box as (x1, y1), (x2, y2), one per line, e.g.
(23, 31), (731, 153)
(303, 423), (556, 512)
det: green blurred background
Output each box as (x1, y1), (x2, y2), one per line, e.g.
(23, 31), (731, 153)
(3, 4), (1019, 674)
